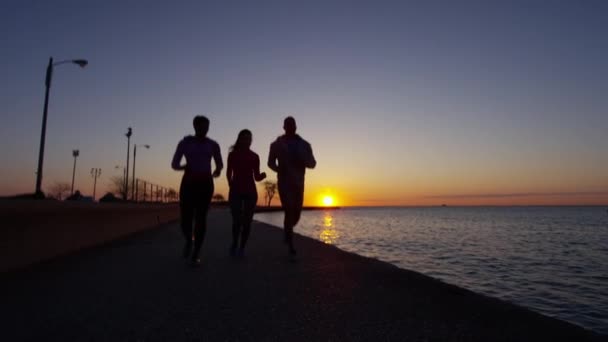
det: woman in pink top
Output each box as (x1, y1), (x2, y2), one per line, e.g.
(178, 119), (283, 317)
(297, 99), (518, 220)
(226, 129), (266, 256)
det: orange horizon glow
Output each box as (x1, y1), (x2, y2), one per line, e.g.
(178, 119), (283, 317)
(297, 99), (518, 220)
(305, 192), (608, 207)
(2, 176), (607, 207)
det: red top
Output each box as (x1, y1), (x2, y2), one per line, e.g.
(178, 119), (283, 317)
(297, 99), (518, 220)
(227, 149), (264, 195)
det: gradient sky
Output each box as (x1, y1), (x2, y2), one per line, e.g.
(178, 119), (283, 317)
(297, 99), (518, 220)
(1, 1), (607, 206)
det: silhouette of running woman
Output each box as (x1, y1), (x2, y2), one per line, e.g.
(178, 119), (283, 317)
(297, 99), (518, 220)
(226, 129), (266, 257)
(172, 115), (223, 267)
(268, 117), (316, 256)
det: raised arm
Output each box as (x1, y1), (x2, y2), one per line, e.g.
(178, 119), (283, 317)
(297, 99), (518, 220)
(253, 154), (266, 182)
(267, 142), (279, 173)
(171, 140), (186, 171)
(212, 142), (223, 177)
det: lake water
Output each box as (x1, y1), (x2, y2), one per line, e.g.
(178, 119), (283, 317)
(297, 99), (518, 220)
(254, 206), (608, 334)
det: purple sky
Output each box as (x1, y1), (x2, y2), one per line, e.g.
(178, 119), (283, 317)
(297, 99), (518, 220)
(1, 1), (607, 205)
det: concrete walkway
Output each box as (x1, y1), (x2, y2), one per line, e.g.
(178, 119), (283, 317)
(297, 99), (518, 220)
(1, 209), (603, 341)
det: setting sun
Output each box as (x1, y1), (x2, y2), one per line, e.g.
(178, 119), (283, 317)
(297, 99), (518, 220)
(322, 195), (335, 207)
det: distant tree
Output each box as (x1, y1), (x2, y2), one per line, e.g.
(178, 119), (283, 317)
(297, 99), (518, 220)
(263, 181), (277, 207)
(108, 175), (127, 199)
(212, 194), (225, 202)
(99, 192), (121, 203)
(47, 182), (71, 200)
(66, 190), (83, 201)
(166, 189), (178, 202)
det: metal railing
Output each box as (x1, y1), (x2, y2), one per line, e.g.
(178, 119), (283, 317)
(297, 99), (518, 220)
(133, 178), (179, 203)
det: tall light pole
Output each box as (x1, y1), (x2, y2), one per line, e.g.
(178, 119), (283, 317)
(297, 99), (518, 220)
(91, 168), (101, 201)
(71, 149), (79, 194)
(132, 144), (150, 200)
(124, 127), (132, 200)
(35, 57), (88, 197)
(115, 165), (126, 199)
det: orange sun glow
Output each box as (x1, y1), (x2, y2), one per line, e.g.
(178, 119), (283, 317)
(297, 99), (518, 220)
(322, 195), (335, 207)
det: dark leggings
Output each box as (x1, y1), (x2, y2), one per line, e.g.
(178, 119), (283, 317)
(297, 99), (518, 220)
(180, 178), (214, 259)
(278, 180), (304, 247)
(229, 192), (257, 249)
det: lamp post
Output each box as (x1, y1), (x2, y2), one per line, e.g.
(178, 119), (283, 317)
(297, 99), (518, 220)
(91, 168), (101, 200)
(132, 144), (150, 201)
(71, 149), (79, 194)
(124, 127), (132, 200)
(114, 165), (127, 198)
(35, 57), (88, 197)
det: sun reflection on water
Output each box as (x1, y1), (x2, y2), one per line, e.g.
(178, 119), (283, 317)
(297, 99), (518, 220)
(319, 211), (340, 244)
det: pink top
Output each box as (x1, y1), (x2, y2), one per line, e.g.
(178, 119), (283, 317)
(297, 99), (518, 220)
(227, 149), (264, 195)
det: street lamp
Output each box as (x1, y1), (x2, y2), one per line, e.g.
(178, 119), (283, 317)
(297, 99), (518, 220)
(115, 165), (126, 199)
(115, 165), (125, 174)
(132, 144), (150, 200)
(124, 127), (132, 200)
(71, 149), (79, 195)
(91, 168), (101, 201)
(114, 165), (127, 199)
(35, 57), (88, 197)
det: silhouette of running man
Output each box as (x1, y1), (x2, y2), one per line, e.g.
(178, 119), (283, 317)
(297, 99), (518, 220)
(172, 115), (223, 267)
(226, 129), (266, 257)
(268, 116), (316, 256)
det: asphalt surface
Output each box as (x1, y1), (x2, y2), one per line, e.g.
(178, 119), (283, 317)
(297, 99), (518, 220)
(1, 208), (604, 341)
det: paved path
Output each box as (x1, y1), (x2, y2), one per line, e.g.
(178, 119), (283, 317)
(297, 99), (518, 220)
(1, 209), (603, 341)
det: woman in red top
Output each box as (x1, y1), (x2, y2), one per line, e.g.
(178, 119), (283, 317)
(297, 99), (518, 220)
(226, 129), (266, 256)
